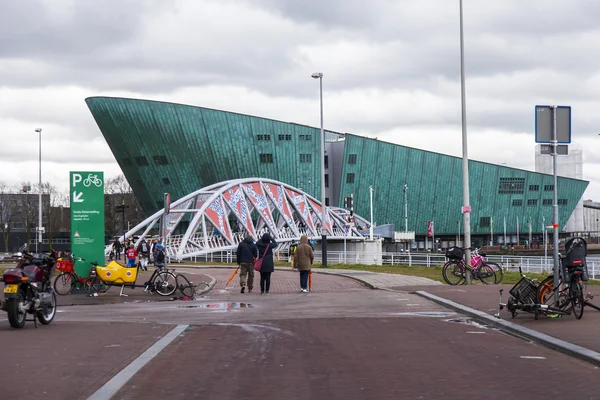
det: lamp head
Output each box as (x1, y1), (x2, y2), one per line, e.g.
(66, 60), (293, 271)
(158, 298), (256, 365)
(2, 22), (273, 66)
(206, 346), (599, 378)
(311, 72), (323, 79)
(35, 128), (42, 133)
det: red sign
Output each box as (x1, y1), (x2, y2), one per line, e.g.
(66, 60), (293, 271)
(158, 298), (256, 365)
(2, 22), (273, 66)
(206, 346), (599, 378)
(427, 221), (434, 237)
(462, 205), (471, 213)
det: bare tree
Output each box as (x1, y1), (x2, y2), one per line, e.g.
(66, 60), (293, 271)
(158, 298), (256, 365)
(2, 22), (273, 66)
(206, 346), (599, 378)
(41, 182), (69, 247)
(104, 174), (145, 238)
(0, 182), (18, 252)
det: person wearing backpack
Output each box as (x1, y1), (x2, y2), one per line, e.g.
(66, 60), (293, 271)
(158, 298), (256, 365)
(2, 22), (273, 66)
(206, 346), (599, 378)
(137, 239), (151, 271)
(154, 243), (166, 270)
(289, 240), (298, 271)
(236, 234), (258, 293)
(256, 233), (277, 295)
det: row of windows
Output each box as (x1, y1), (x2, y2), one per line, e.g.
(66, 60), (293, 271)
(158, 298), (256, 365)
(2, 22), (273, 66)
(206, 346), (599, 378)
(499, 179), (556, 194)
(122, 156), (169, 167)
(348, 154), (357, 164)
(513, 199), (569, 207)
(512, 199), (568, 206)
(299, 154), (312, 163)
(258, 134), (311, 141)
(259, 153), (273, 163)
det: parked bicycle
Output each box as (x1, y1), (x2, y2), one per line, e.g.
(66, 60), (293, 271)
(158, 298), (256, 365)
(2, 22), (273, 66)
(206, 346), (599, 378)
(53, 255), (98, 295)
(536, 237), (587, 320)
(442, 246), (497, 285)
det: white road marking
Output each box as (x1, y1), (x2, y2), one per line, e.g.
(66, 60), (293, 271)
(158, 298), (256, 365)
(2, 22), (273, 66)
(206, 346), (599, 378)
(520, 356), (547, 360)
(466, 331), (486, 334)
(88, 324), (189, 400)
(406, 304), (420, 306)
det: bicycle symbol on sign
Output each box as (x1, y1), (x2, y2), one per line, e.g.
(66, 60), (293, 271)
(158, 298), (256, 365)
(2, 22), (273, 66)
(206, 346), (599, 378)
(83, 174), (103, 188)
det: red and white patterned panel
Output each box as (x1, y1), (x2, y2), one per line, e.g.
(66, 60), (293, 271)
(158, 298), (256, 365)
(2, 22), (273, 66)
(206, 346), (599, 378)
(204, 196), (233, 242)
(308, 199), (333, 234)
(222, 185), (255, 236)
(264, 183), (295, 228)
(242, 183), (276, 232)
(284, 188), (315, 233)
(163, 199), (193, 238)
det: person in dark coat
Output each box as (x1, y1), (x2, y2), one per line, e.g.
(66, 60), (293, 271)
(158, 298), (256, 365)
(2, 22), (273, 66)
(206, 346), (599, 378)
(236, 234), (258, 293)
(256, 232), (277, 295)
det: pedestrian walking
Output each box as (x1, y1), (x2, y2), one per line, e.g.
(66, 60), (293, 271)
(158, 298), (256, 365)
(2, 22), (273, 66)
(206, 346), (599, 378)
(137, 239), (151, 271)
(114, 240), (122, 261)
(256, 232), (277, 295)
(295, 234), (314, 293)
(125, 243), (138, 267)
(289, 240), (298, 271)
(236, 234), (258, 293)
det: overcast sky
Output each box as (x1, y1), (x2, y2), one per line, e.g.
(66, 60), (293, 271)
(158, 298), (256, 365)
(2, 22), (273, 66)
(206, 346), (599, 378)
(2, 0), (600, 202)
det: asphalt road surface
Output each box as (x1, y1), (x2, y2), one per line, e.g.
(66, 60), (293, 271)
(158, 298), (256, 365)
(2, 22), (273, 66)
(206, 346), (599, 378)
(2, 271), (600, 400)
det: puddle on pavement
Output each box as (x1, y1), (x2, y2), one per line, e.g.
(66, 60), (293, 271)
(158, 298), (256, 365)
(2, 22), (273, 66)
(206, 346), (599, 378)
(445, 317), (494, 330)
(392, 312), (456, 317)
(177, 302), (254, 309)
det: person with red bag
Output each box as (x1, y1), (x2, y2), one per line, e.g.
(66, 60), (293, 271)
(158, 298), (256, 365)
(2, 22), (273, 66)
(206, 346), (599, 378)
(255, 233), (277, 295)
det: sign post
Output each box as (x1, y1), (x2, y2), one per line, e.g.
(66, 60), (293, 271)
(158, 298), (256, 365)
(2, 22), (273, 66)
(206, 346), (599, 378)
(70, 172), (105, 277)
(535, 105), (571, 295)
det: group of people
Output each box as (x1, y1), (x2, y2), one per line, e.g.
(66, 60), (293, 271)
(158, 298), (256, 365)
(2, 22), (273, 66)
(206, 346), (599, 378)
(235, 233), (314, 295)
(110, 238), (166, 270)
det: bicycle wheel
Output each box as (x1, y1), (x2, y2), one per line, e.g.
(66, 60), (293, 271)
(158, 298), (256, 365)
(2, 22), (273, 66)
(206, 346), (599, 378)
(571, 279), (584, 320)
(477, 264), (496, 285)
(538, 276), (572, 312)
(54, 272), (75, 295)
(84, 277), (106, 294)
(153, 271), (177, 296)
(442, 261), (465, 285)
(484, 262), (504, 284)
(176, 274), (196, 298)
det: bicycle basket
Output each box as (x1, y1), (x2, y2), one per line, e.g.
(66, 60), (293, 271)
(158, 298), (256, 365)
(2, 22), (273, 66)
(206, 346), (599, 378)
(446, 246), (464, 260)
(56, 259), (74, 273)
(509, 277), (538, 305)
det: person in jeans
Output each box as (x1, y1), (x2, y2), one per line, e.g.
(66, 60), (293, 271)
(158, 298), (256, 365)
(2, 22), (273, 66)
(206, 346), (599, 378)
(256, 232), (277, 295)
(295, 235), (314, 293)
(236, 234), (258, 293)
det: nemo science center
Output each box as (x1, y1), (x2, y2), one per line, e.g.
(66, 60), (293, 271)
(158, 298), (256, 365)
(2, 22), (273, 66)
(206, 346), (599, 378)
(86, 97), (588, 250)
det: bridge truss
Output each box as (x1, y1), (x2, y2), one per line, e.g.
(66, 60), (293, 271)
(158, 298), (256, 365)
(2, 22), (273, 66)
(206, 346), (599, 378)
(120, 178), (371, 261)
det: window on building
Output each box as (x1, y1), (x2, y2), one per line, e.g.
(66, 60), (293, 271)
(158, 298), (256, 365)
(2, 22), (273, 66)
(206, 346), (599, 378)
(299, 135), (305, 140)
(512, 199), (523, 207)
(300, 154), (312, 163)
(257, 134), (271, 141)
(325, 174), (329, 188)
(122, 157), (132, 167)
(260, 153), (274, 163)
(153, 155), (169, 165)
(278, 134), (291, 141)
(544, 184), (554, 191)
(325, 198), (330, 206)
(162, 177), (170, 184)
(480, 217), (490, 227)
(558, 199), (568, 206)
(346, 173), (355, 184)
(348, 154), (357, 164)
(498, 177), (525, 194)
(285, 134), (291, 140)
(135, 156), (149, 166)
(306, 135), (312, 140)
(529, 184), (539, 191)
(324, 155), (329, 169)
(527, 199), (538, 206)
(543, 199), (553, 206)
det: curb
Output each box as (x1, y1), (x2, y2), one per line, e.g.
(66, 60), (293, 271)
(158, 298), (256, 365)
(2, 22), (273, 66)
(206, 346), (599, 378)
(310, 269), (376, 289)
(194, 275), (217, 297)
(415, 290), (600, 367)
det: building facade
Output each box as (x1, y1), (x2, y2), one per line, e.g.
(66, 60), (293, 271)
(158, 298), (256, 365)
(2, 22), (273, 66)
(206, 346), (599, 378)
(86, 97), (589, 240)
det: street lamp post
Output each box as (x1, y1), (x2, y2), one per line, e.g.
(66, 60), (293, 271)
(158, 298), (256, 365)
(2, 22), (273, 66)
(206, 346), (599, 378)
(403, 184), (408, 233)
(459, 0), (472, 284)
(35, 128), (42, 253)
(22, 185), (31, 251)
(311, 72), (328, 267)
(369, 186), (374, 240)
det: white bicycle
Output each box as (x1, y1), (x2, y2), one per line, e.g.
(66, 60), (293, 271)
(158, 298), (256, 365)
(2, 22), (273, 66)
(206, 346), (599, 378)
(83, 174), (103, 187)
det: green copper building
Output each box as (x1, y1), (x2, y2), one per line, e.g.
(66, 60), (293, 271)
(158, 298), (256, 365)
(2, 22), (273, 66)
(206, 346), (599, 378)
(85, 96), (588, 242)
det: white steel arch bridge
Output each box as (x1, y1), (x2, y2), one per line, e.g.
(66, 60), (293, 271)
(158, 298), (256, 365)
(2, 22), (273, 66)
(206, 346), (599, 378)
(118, 178), (371, 261)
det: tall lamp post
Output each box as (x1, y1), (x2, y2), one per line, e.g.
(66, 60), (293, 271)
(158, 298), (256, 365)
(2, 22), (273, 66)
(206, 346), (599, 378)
(403, 184), (408, 233)
(311, 72), (328, 267)
(459, 0), (472, 284)
(369, 186), (374, 240)
(35, 128), (42, 253)
(22, 185), (31, 251)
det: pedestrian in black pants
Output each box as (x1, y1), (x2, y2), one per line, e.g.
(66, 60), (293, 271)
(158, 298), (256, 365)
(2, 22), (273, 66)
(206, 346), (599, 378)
(256, 232), (277, 295)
